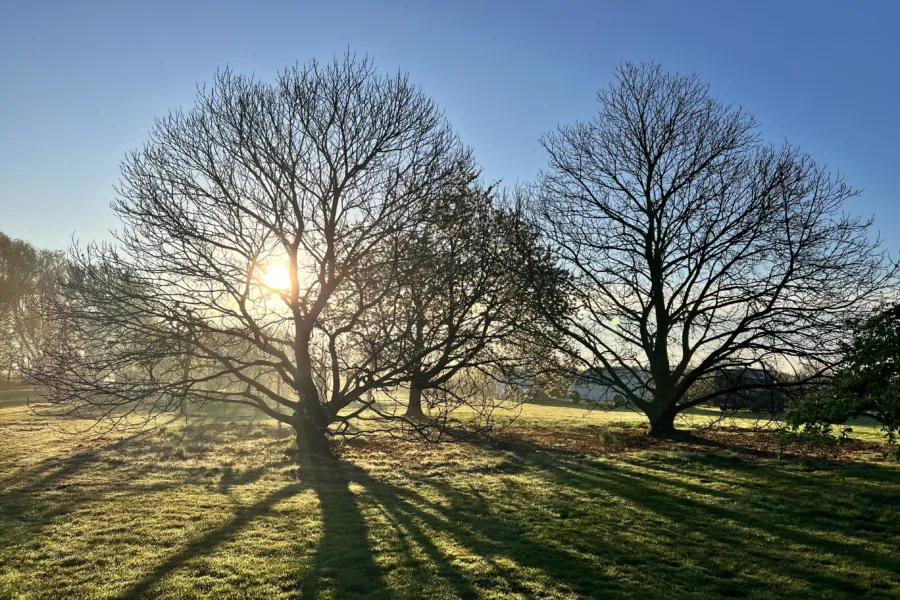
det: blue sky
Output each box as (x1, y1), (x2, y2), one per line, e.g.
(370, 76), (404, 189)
(2, 0), (898, 251)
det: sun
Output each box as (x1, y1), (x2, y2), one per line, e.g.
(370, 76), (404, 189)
(261, 264), (293, 291)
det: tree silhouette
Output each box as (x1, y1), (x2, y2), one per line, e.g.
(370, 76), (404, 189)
(345, 184), (563, 435)
(31, 55), (481, 455)
(527, 62), (897, 437)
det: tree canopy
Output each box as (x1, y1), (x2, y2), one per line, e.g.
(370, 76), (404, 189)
(526, 62), (896, 436)
(0, 232), (65, 380)
(30, 55), (557, 454)
(23, 58), (900, 448)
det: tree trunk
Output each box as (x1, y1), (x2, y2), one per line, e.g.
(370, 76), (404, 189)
(648, 410), (677, 438)
(292, 354), (332, 457)
(276, 378), (283, 435)
(293, 406), (331, 456)
(405, 381), (425, 420)
(647, 400), (680, 438)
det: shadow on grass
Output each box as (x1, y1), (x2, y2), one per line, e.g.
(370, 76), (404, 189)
(119, 481), (309, 599)
(350, 466), (620, 598)
(0, 427), (181, 553)
(492, 447), (900, 597)
(296, 457), (394, 600)
(351, 438), (900, 598)
(108, 434), (395, 599)
(2, 420), (899, 599)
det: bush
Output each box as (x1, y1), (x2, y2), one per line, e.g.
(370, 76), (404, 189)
(787, 304), (900, 442)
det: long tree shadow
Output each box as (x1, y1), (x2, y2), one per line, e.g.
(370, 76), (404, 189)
(298, 456), (394, 599)
(6, 415), (899, 599)
(0, 445), (107, 555)
(332, 463), (493, 599)
(105, 444), (395, 599)
(332, 439), (900, 599)
(335, 459), (630, 598)
(3, 420), (396, 599)
(608, 460), (900, 571)
(116, 455), (476, 600)
(0, 426), (179, 553)
(113, 442), (395, 599)
(539, 451), (900, 563)
(504, 448), (900, 596)
(119, 481), (309, 599)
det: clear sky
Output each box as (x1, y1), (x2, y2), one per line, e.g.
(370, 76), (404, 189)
(2, 0), (898, 251)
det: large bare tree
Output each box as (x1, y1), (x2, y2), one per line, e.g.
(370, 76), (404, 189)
(32, 55), (479, 455)
(529, 62), (897, 437)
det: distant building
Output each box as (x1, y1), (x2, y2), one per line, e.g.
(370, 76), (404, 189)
(569, 367), (654, 403)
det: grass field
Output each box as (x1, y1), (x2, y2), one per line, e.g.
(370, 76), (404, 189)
(1, 384), (899, 599)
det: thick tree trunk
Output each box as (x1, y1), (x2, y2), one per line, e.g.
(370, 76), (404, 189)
(292, 350), (332, 457)
(405, 381), (425, 420)
(648, 409), (677, 438)
(292, 406), (331, 456)
(647, 399), (681, 439)
(645, 369), (692, 439)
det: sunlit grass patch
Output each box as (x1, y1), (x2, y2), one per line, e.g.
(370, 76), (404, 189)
(1, 385), (898, 599)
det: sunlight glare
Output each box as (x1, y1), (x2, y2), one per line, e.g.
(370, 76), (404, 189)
(261, 264), (293, 291)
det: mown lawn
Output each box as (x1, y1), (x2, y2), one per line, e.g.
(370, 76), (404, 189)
(1, 384), (898, 599)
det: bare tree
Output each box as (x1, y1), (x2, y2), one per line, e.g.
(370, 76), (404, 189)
(528, 62), (897, 437)
(341, 182), (561, 431)
(31, 55), (477, 455)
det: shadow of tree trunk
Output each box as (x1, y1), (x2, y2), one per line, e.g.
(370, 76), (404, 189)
(327, 462), (485, 599)
(298, 456), (393, 599)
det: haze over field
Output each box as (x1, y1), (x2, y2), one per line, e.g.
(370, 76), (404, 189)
(2, 2), (900, 599)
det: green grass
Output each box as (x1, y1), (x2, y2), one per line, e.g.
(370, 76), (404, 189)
(1, 384), (898, 599)
(514, 397), (892, 443)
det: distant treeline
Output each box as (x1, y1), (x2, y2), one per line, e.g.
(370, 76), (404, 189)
(0, 232), (65, 381)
